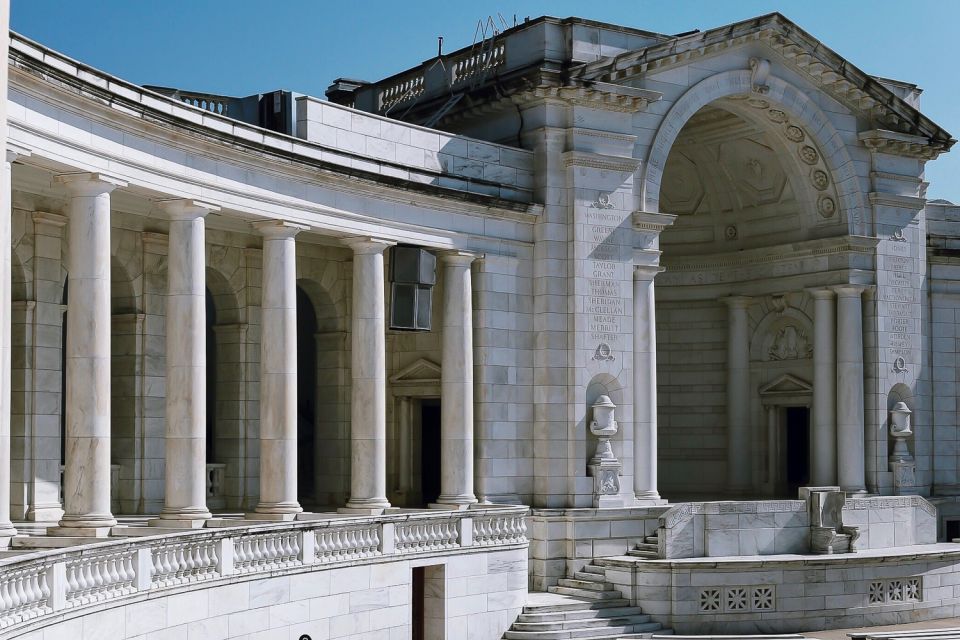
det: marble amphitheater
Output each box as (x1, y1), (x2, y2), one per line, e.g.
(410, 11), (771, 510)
(0, 5), (960, 640)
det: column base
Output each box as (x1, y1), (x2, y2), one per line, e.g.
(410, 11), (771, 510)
(337, 506), (386, 516)
(633, 494), (667, 506)
(26, 504), (65, 522)
(427, 502), (473, 511)
(431, 494), (478, 510)
(47, 525), (114, 538)
(245, 512), (300, 522)
(342, 497), (391, 515)
(148, 517), (209, 529)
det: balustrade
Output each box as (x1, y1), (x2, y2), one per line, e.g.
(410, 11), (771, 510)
(378, 74), (425, 112)
(451, 43), (506, 85)
(0, 506), (528, 634)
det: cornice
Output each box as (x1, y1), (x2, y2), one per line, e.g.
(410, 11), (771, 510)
(662, 235), (879, 273)
(632, 211), (677, 231)
(561, 150), (641, 172)
(859, 129), (943, 160)
(867, 191), (926, 211)
(512, 84), (661, 113)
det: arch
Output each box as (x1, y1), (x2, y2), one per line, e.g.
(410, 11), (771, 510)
(642, 69), (868, 236)
(204, 265), (247, 510)
(296, 276), (349, 507)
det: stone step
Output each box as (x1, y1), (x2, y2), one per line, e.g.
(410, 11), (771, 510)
(504, 621), (663, 639)
(574, 570), (606, 582)
(523, 598), (631, 614)
(557, 578), (614, 592)
(644, 535), (659, 544)
(512, 614), (653, 632)
(548, 586), (624, 600)
(634, 543), (659, 553)
(579, 564), (606, 576)
(518, 607), (649, 623)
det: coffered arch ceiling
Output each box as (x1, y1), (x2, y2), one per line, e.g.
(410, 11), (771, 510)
(659, 96), (844, 256)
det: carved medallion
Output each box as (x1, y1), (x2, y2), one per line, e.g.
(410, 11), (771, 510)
(891, 228), (906, 242)
(811, 169), (830, 191)
(799, 145), (819, 165)
(590, 194), (615, 209)
(724, 225), (738, 240)
(747, 98), (770, 110)
(592, 343), (615, 361)
(767, 109), (788, 123)
(599, 469), (620, 495)
(785, 125), (805, 143)
(817, 196), (836, 218)
(893, 357), (908, 373)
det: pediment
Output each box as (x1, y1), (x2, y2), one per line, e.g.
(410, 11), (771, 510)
(389, 358), (441, 384)
(759, 373), (812, 396)
(576, 14), (953, 156)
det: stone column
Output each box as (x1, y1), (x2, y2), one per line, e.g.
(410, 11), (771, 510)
(833, 284), (868, 494)
(722, 296), (752, 494)
(342, 237), (394, 514)
(434, 251), (478, 508)
(251, 221), (307, 520)
(810, 288), (838, 486)
(153, 200), (218, 527)
(0, 146), (28, 540)
(633, 266), (661, 503)
(54, 172), (126, 536)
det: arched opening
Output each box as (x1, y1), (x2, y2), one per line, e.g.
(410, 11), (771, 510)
(296, 278), (347, 508)
(204, 268), (244, 510)
(110, 259), (139, 514)
(295, 286), (318, 507)
(653, 95), (846, 500)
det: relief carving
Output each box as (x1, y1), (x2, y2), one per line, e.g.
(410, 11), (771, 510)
(768, 325), (813, 361)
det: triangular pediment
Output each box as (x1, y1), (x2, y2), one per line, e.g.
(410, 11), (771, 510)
(759, 373), (813, 396)
(389, 358), (441, 384)
(575, 13), (953, 156)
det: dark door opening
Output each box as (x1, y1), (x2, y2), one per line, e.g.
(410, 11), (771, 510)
(205, 289), (217, 464)
(785, 406), (810, 497)
(295, 287), (318, 503)
(420, 399), (441, 506)
(412, 566), (425, 640)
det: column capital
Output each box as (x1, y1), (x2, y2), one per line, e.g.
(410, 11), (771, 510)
(55, 172), (127, 197)
(159, 198), (220, 220)
(31, 210), (67, 229)
(831, 283), (874, 298)
(633, 264), (665, 280)
(252, 219), (309, 239)
(439, 250), (478, 267)
(342, 236), (396, 254)
(6, 142), (31, 164)
(720, 295), (753, 309)
(806, 287), (836, 300)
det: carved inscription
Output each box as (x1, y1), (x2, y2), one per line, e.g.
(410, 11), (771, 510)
(585, 207), (626, 348)
(881, 249), (915, 368)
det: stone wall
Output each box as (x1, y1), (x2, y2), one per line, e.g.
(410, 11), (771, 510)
(528, 507), (667, 589)
(601, 545), (960, 634)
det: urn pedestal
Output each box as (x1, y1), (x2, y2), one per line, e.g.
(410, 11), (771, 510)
(587, 395), (624, 508)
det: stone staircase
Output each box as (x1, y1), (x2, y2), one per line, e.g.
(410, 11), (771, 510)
(626, 532), (660, 560)
(502, 563), (669, 639)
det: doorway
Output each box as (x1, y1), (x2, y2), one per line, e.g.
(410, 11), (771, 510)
(420, 399), (442, 506)
(784, 406), (810, 496)
(412, 564), (445, 640)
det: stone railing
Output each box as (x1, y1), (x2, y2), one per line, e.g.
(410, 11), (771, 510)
(205, 463), (226, 509)
(0, 506), (528, 636)
(378, 73), (425, 112)
(451, 43), (507, 85)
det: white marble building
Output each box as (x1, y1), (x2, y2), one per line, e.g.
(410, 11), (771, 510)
(2, 10), (960, 640)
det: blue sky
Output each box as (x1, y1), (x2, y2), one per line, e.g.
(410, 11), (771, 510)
(10, 1), (959, 202)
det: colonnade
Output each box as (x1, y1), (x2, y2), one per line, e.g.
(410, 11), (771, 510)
(723, 286), (870, 496)
(0, 171), (479, 537)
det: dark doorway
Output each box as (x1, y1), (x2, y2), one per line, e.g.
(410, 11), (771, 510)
(785, 406), (810, 496)
(205, 289), (217, 463)
(412, 566), (425, 640)
(296, 287), (318, 503)
(420, 399), (441, 506)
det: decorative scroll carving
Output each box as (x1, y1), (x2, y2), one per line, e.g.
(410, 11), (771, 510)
(749, 57), (771, 94)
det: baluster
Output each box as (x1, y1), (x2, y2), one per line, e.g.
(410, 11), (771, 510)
(316, 531), (328, 560)
(9, 575), (23, 612)
(107, 555), (121, 589)
(0, 577), (12, 613)
(332, 529), (344, 558)
(197, 543), (210, 575)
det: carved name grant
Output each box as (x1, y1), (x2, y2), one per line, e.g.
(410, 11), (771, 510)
(880, 251), (917, 370)
(585, 207), (627, 351)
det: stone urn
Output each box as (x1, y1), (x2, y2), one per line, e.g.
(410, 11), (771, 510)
(589, 395), (619, 464)
(889, 401), (917, 495)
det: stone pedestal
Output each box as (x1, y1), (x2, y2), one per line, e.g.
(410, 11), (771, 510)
(587, 395), (624, 508)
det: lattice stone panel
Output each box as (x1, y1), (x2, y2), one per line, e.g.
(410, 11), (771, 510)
(698, 586), (777, 612)
(868, 578), (922, 605)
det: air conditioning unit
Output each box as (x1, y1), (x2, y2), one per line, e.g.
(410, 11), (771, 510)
(389, 246), (436, 331)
